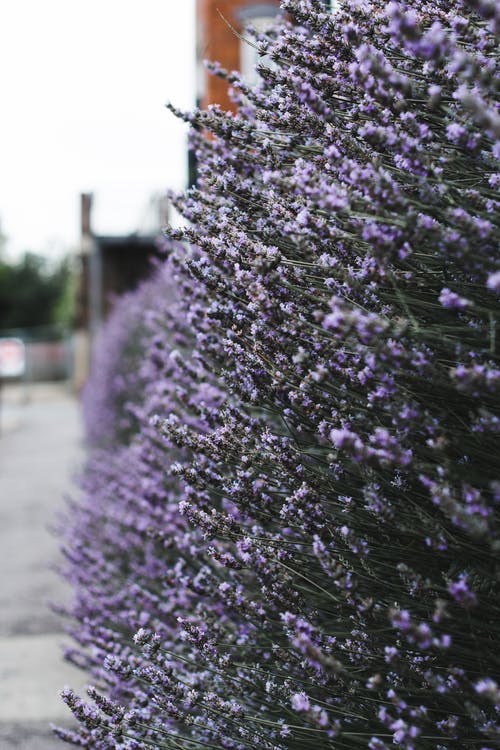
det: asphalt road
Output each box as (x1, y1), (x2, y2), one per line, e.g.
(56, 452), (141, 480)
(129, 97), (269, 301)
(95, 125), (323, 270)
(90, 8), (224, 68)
(0, 383), (88, 748)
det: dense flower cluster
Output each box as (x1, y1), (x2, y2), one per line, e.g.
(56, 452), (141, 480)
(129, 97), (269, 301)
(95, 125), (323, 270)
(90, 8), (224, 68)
(58, 1), (499, 748)
(80, 263), (170, 448)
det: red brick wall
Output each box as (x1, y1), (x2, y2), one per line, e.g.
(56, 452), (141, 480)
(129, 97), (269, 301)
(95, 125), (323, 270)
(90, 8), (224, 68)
(198, 0), (280, 112)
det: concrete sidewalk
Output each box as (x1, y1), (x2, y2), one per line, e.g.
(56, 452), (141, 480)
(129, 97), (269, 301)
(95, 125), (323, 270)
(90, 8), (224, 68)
(0, 383), (88, 748)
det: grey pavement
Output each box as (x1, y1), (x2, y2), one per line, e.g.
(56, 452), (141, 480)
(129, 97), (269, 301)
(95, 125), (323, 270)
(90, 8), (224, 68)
(0, 382), (88, 748)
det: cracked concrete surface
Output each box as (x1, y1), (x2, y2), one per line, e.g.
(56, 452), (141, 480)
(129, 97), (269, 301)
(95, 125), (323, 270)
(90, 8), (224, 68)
(0, 383), (88, 748)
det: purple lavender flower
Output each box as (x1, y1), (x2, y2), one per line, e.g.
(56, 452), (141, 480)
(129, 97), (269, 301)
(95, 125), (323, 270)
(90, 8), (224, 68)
(438, 288), (471, 310)
(448, 575), (478, 608)
(58, 2), (500, 748)
(291, 692), (310, 712)
(487, 271), (500, 293)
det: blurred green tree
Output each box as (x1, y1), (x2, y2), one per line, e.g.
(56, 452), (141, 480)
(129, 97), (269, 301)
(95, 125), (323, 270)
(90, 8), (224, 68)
(0, 252), (73, 331)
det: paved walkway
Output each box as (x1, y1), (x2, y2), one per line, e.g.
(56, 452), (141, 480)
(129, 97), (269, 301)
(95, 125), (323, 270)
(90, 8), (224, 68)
(0, 383), (88, 748)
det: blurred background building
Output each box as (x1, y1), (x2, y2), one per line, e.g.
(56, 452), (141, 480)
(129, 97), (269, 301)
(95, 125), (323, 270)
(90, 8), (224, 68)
(72, 192), (168, 389)
(197, 0), (281, 112)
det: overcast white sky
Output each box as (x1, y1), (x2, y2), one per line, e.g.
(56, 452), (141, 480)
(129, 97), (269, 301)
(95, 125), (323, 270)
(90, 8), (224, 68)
(0, 1), (195, 260)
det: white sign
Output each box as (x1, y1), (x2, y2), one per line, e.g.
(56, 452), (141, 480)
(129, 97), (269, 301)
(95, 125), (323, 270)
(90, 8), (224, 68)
(0, 338), (26, 378)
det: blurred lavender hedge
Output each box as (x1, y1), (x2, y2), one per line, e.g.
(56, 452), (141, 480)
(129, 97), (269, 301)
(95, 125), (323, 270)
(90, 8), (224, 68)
(57, 1), (500, 748)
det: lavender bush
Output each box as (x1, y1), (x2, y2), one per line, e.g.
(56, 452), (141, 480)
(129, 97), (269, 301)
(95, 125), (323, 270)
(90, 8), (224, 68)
(58, 1), (500, 748)
(81, 266), (168, 448)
